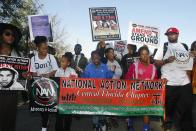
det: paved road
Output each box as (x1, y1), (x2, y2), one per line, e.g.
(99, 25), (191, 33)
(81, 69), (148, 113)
(16, 105), (163, 131)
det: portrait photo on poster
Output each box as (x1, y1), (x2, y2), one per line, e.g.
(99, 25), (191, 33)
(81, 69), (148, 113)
(0, 65), (24, 90)
(89, 7), (121, 41)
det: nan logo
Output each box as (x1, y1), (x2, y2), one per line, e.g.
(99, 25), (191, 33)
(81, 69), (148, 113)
(174, 50), (190, 64)
(31, 77), (58, 107)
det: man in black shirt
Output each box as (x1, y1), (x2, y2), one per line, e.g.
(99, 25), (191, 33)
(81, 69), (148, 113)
(121, 44), (138, 78)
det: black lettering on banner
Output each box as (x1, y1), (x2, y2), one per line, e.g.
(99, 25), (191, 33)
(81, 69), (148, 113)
(131, 33), (158, 45)
(152, 94), (161, 105)
(35, 61), (51, 69)
(130, 82), (140, 90)
(62, 93), (77, 102)
(100, 80), (127, 90)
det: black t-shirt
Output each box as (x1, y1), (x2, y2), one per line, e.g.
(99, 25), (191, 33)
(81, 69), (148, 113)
(121, 53), (138, 77)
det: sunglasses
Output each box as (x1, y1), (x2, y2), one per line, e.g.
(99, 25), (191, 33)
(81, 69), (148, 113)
(3, 31), (14, 37)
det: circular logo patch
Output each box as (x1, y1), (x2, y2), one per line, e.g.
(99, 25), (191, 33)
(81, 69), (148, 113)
(31, 77), (58, 107)
(174, 50), (190, 64)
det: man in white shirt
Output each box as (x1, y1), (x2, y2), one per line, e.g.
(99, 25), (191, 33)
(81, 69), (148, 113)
(154, 27), (192, 131)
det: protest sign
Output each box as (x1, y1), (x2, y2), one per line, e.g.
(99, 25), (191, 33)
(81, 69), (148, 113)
(113, 40), (127, 60)
(89, 7), (121, 41)
(128, 22), (160, 47)
(28, 15), (53, 42)
(30, 77), (59, 113)
(114, 40), (127, 53)
(58, 78), (165, 116)
(0, 55), (29, 90)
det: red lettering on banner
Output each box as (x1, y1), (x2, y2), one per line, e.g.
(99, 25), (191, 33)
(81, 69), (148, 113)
(132, 27), (152, 36)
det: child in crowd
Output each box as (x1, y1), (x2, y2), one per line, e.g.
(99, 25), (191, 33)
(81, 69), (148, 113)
(30, 36), (58, 131)
(125, 45), (157, 131)
(82, 50), (114, 131)
(105, 48), (122, 79)
(55, 52), (77, 131)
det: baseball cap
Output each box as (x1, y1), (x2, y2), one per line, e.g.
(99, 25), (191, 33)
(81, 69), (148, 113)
(165, 27), (179, 35)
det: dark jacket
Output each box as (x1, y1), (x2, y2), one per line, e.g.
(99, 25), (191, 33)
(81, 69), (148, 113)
(74, 54), (88, 77)
(96, 47), (107, 64)
(121, 53), (138, 78)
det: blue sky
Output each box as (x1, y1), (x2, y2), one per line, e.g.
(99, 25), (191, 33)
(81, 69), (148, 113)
(42, 0), (196, 58)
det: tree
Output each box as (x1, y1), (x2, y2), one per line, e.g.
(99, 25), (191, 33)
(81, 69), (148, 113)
(50, 15), (70, 58)
(0, 0), (21, 22)
(0, 0), (38, 54)
(0, 1), (70, 56)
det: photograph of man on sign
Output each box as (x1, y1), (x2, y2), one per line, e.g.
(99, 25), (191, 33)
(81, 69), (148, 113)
(0, 65), (24, 90)
(89, 7), (121, 41)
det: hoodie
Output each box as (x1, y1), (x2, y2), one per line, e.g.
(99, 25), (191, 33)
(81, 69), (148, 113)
(0, 64), (24, 90)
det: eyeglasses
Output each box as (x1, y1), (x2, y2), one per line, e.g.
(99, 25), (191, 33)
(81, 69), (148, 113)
(3, 31), (14, 37)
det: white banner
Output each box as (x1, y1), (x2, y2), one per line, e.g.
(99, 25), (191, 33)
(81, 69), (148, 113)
(128, 22), (160, 47)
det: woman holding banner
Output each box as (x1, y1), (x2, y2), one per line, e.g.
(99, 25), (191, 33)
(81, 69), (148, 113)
(0, 23), (22, 131)
(55, 52), (78, 131)
(30, 36), (58, 131)
(125, 45), (158, 131)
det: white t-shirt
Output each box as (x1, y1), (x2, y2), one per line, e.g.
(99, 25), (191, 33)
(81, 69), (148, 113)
(74, 54), (81, 66)
(154, 42), (190, 86)
(107, 60), (122, 79)
(55, 67), (77, 77)
(30, 53), (58, 75)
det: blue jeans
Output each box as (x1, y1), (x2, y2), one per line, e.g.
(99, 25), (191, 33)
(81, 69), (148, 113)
(92, 115), (106, 125)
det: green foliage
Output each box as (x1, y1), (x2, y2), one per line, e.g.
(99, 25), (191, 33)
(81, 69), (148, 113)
(0, 1), (70, 56)
(0, 0), (38, 54)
